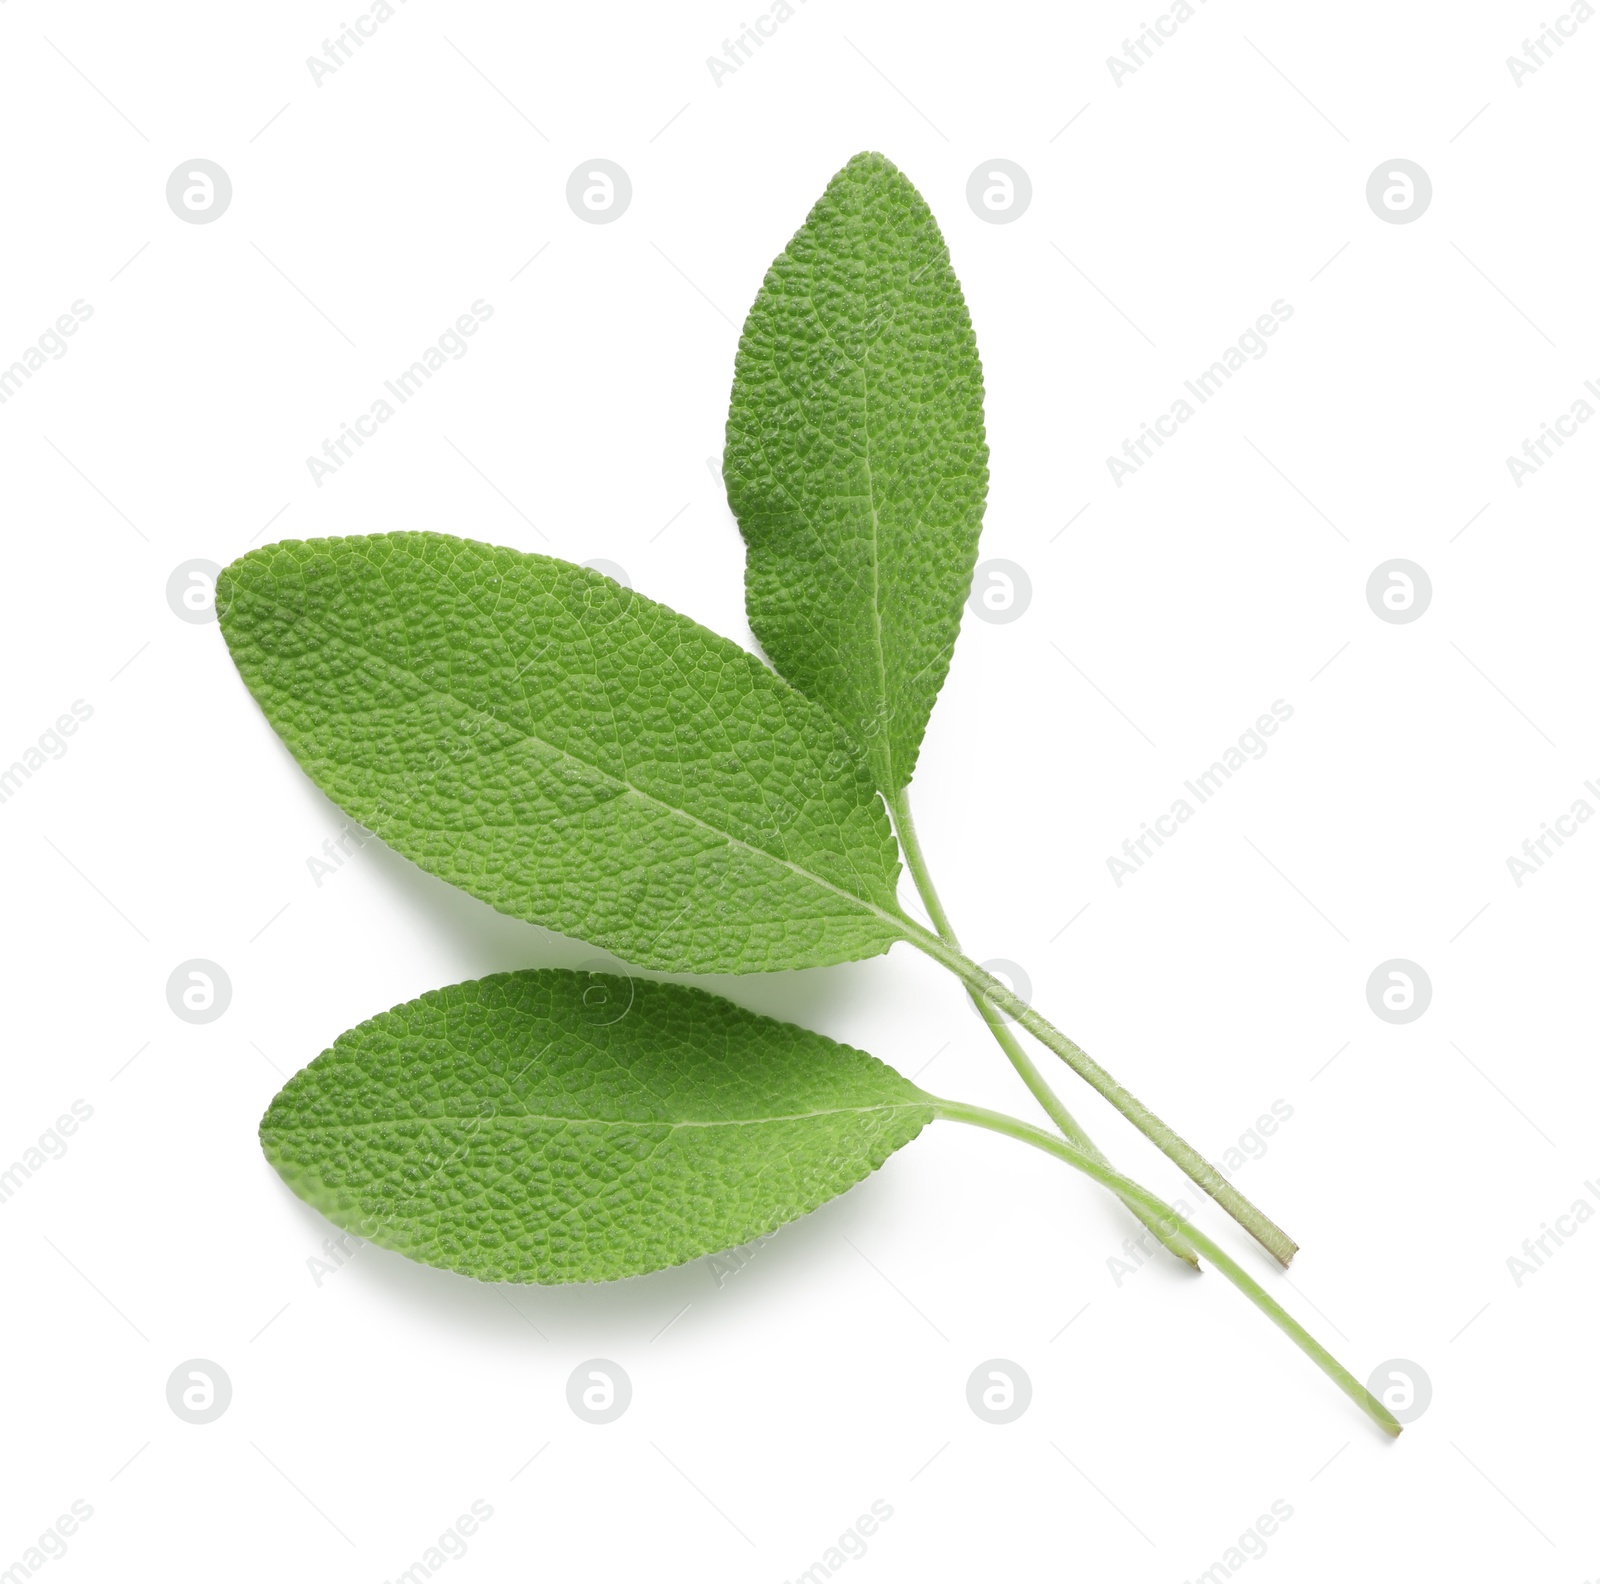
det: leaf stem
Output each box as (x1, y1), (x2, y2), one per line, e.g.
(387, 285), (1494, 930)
(897, 912), (1299, 1269)
(933, 1098), (1399, 1437)
(887, 789), (1196, 1268)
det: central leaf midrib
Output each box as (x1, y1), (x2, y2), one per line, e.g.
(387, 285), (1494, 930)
(861, 338), (893, 793)
(269, 1101), (933, 1134)
(802, 267), (896, 795)
(244, 581), (912, 939)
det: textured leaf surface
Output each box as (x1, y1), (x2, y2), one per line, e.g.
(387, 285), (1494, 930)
(218, 533), (906, 973)
(260, 971), (934, 1283)
(725, 151), (988, 795)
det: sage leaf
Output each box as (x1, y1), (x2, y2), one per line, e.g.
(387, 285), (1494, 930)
(725, 150), (988, 796)
(259, 970), (935, 1284)
(217, 533), (905, 974)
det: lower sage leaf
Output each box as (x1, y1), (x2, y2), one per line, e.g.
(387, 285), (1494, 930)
(260, 968), (1400, 1434)
(259, 969), (935, 1284)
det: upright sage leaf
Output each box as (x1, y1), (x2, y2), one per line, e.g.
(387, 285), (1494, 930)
(722, 164), (1304, 1266)
(724, 150), (989, 797)
(260, 970), (935, 1283)
(218, 533), (905, 974)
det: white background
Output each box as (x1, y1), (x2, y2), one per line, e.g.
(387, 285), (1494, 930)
(2, 1), (1597, 1579)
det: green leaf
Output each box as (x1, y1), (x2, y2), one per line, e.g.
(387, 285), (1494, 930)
(724, 150), (989, 796)
(217, 532), (906, 974)
(259, 970), (935, 1284)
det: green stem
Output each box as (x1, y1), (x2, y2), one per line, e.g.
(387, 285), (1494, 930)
(935, 1098), (1399, 1437)
(888, 789), (1195, 1269)
(897, 910), (1299, 1269)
